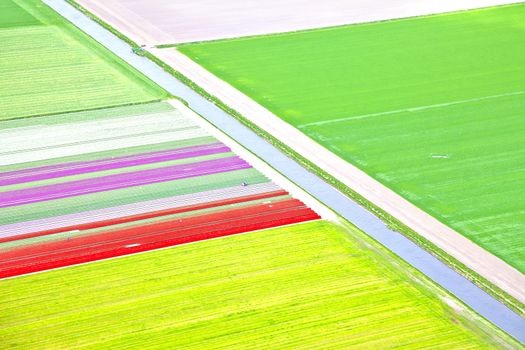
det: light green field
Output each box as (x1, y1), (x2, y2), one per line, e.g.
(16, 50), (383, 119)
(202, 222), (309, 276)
(0, 0), (168, 121)
(0, 221), (517, 349)
(179, 4), (525, 272)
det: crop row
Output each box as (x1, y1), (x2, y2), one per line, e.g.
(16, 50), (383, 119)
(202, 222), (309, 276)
(0, 102), (319, 277)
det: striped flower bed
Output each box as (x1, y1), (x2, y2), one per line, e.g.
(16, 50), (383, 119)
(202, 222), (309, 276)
(0, 102), (319, 278)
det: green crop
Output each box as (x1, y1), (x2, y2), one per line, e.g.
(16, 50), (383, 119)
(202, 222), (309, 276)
(179, 3), (525, 272)
(0, 221), (516, 349)
(0, 0), (168, 121)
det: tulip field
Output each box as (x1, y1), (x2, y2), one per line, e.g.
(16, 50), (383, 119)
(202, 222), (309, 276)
(0, 101), (319, 278)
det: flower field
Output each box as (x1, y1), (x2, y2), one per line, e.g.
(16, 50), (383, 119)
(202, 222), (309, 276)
(0, 101), (319, 278)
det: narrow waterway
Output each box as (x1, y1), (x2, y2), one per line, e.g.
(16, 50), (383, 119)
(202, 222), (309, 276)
(44, 0), (525, 343)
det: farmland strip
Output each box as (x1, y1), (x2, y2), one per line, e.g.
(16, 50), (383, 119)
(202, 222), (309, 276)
(0, 128), (209, 166)
(0, 156), (250, 208)
(0, 182), (280, 238)
(0, 143), (228, 186)
(0, 190), (288, 243)
(0, 199), (319, 277)
(0, 169), (268, 226)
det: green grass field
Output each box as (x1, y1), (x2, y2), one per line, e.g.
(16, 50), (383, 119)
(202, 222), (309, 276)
(179, 4), (525, 273)
(0, 0), (168, 121)
(0, 221), (516, 349)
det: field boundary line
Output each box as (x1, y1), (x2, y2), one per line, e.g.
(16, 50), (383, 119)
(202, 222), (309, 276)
(300, 90), (525, 127)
